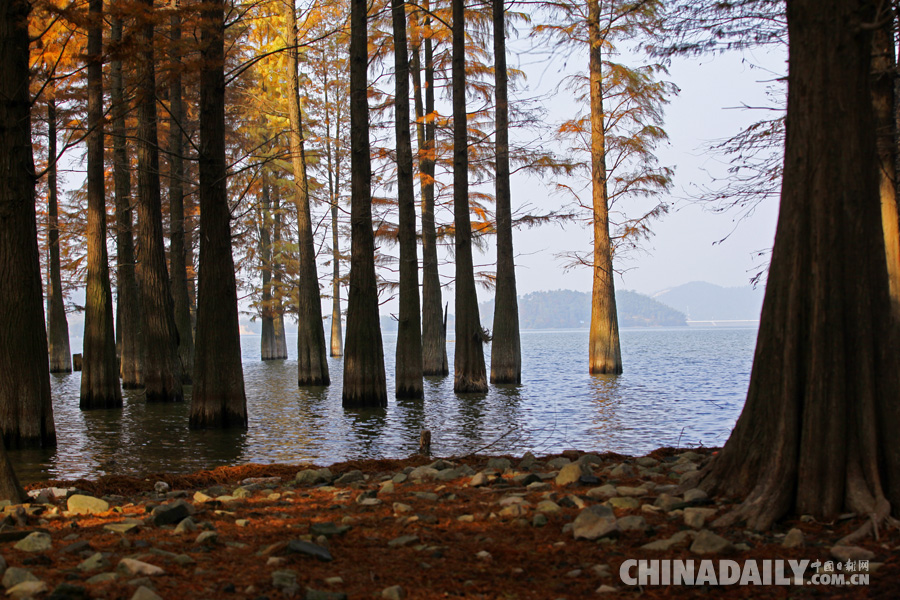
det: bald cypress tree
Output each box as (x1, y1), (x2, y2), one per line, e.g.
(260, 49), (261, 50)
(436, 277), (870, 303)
(46, 98), (72, 374)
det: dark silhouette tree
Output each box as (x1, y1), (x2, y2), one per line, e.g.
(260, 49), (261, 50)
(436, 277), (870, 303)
(80, 0), (123, 410)
(451, 0), (488, 393)
(392, 0), (424, 399)
(343, 0), (387, 407)
(697, 0), (900, 534)
(190, 0), (247, 428)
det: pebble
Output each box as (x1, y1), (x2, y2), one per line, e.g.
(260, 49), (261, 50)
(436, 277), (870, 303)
(310, 523), (351, 538)
(609, 463), (635, 478)
(77, 552), (109, 572)
(555, 462), (589, 486)
(616, 515), (647, 532)
(469, 472), (490, 487)
(683, 507), (717, 529)
(782, 528), (804, 548)
(153, 482), (170, 494)
(2, 567), (37, 588)
(641, 530), (695, 551)
(379, 482), (396, 495)
(607, 497), (639, 510)
(536, 500), (561, 514)
(546, 457), (571, 470)
(151, 500), (192, 526)
(174, 517), (198, 533)
(683, 488), (708, 503)
(532, 514), (548, 527)
(287, 540), (333, 561)
(334, 470), (364, 485)
(388, 535), (419, 548)
(382, 584), (406, 599)
(67, 494), (110, 515)
(485, 458), (511, 471)
(196, 531), (218, 545)
(830, 545), (875, 562)
(6, 581), (49, 599)
(499, 504), (528, 518)
(85, 572), (118, 585)
(13, 532), (52, 553)
(235, 519), (250, 527)
(104, 522), (140, 534)
(131, 586), (163, 600)
(305, 589), (348, 600)
(572, 506), (618, 540)
(476, 550), (492, 561)
(296, 468), (333, 485)
(690, 529), (733, 554)
(596, 584), (618, 593)
(653, 493), (683, 511)
(586, 485), (618, 499)
(117, 558), (165, 576)
(272, 569), (299, 591)
(615, 486), (648, 497)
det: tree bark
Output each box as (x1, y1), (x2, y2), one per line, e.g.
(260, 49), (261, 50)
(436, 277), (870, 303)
(189, 0), (247, 428)
(46, 99), (72, 373)
(135, 0), (184, 402)
(410, 3), (448, 376)
(167, 1), (195, 382)
(111, 13), (143, 389)
(0, 0), (57, 449)
(324, 70), (343, 358)
(343, 0), (387, 407)
(81, 0), (123, 410)
(451, 0), (487, 393)
(260, 172), (287, 359)
(286, 0), (330, 386)
(698, 0), (900, 531)
(586, 0), (622, 375)
(270, 189), (288, 357)
(489, 0), (520, 384)
(392, 0), (424, 399)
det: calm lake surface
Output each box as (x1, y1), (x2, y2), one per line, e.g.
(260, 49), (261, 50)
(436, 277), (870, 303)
(12, 327), (758, 483)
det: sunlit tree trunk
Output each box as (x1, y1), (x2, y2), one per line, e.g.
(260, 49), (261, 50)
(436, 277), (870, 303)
(270, 189), (288, 356)
(411, 3), (448, 376)
(489, 0), (520, 384)
(343, 0), (387, 407)
(81, 0), (123, 410)
(324, 76), (343, 358)
(189, 0), (247, 428)
(698, 0), (900, 532)
(260, 173), (287, 360)
(392, 0), (424, 399)
(135, 0), (184, 402)
(287, 0), (330, 386)
(111, 13), (143, 389)
(586, 0), (622, 375)
(451, 0), (487, 393)
(0, 0), (56, 450)
(46, 99), (71, 374)
(168, 1), (194, 382)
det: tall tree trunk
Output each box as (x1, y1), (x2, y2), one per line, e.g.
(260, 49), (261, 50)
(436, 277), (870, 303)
(271, 189), (288, 356)
(392, 0), (424, 399)
(489, 0), (520, 384)
(81, 0), (123, 410)
(111, 13), (143, 389)
(46, 99), (72, 373)
(325, 72), (343, 358)
(586, 0), (622, 375)
(343, 0), (387, 407)
(135, 0), (184, 402)
(451, 0), (487, 393)
(168, 2), (195, 382)
(260, 172), (287, 359)
(0, 0), (56, 450)
(698, 0), (900, 532)
(190, 0), (247, 428)
(287, 0), (330, 386)
(411, 3), (448, 376)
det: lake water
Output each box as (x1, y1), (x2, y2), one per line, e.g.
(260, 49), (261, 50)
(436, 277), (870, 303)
(11, 326), (758, 483)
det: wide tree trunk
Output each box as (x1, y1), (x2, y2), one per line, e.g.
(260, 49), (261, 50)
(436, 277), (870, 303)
(111, 13), (143, 389)
(286, 0), (330, 386)
(135, 0), (184, 402)
(189, 0), (247, 428)
(451, 0), (487, 393)
(0, 0), (57, 449)
(586, 0), (622, 375)
(410, 4), (448, 376)
(167, 2), (195, 382)
(81, 0), (123, 410)
(489, 0), (520, 384)
(342, 0), (387, 407)
(260, 173), (287, 360)
(392, 0), (424, 399)
(46, 99), (71, 374)
(325, 80), (343, 358)
(698, 0), (900, 532)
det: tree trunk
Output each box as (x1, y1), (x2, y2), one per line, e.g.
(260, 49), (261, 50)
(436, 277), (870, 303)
(0, 0), (56, 450)
(392, 0), (424, 399)
(189, 0), (247, 428)
(325, 72), (343, 358)
(411, 3), (448, 376)
(698, 0), (900, 531)
(286, 0), (330, 386)
(81, 0), (123, 410)
(260, 173), (287, 360)
(135, 0), (184, 402)
(167, 2), (195, 383)
(46, 99), (72, 373)
(586, 0), (622, 375)
(271, 190), (288, 357)
(451, 0), (487, 393)
(343, 0), (387, 407)
(489, 0), (520, 384)
(111, 13), (143, 389)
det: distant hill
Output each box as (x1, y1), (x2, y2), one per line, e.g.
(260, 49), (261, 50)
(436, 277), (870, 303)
(479, 289), (686, 330)
(652, 281), (763, 322)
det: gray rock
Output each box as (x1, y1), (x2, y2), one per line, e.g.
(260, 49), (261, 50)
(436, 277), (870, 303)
(310, 523), (350, 538)
(117, 558), (165, 576)
(636, 457), (658, 468)
(782, 528), (804, 548)
(131, 586), (163, 600)
(305, 589), (348, 600)
(586, 485), (618, 500)
(272, 569), (299, 590)
(104, 522), (140, 534)
(67, 494), (109, 515)
(615, 486), (648, 497)
(683, 507), (717, 529)
(518, 452), (537, 470)
(434, 468), (464, 482)
(334, 470), (364, 485)
(296, 468), (333, 485)
(6, 581), (49, 599)
(77, 552), (110, 572)
(617, 516), (647, 532)
(408, 466), (439, 481)
(231, 487), (253, 499)
(195, 531), (218, 545)
(536, 500), (561, 514)
(47, 583), (88, 600)
(469, 472), (490, 487)
(596, 585), (618, 593)
(2, 567), (38, 589)
(641, 530), (695, 551)
(653, 493), (683, 511)
(287, 540), (333, 561)
(379, 482), (395, 495)
(683, 488), (709, 503)
(391, 473), (408, 484)
(679, 451), (703, 462)
(428, 459), (455, 471)
(485, 458), (511, 471)
(532, 514), (548, 527)
(690, 529), (733, 554)
(572, 506), (618, 540)
(382, 585), (406, 600)
(387, 535), (419, 548)
(608, 497), (639, 510)
(13, 532), (51, 552)
(153, 482), (170, 495)
(85, 573), (118, 585)
(412, 492), (438, 502)
(609, 463), (635, 479)
(174, 517), (197, 534)
(555, 462), (589, 486)
(150, 499), (191, 526)
(830, 545), (875, 562)
(546, 457), (572, 470)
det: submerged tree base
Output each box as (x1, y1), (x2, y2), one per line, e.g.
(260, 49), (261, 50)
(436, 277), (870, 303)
(188, 406), (247, 429)
(79, 393), (123, 411)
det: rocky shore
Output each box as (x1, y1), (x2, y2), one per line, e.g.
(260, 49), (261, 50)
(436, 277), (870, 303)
(0, 448), (894, 599)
